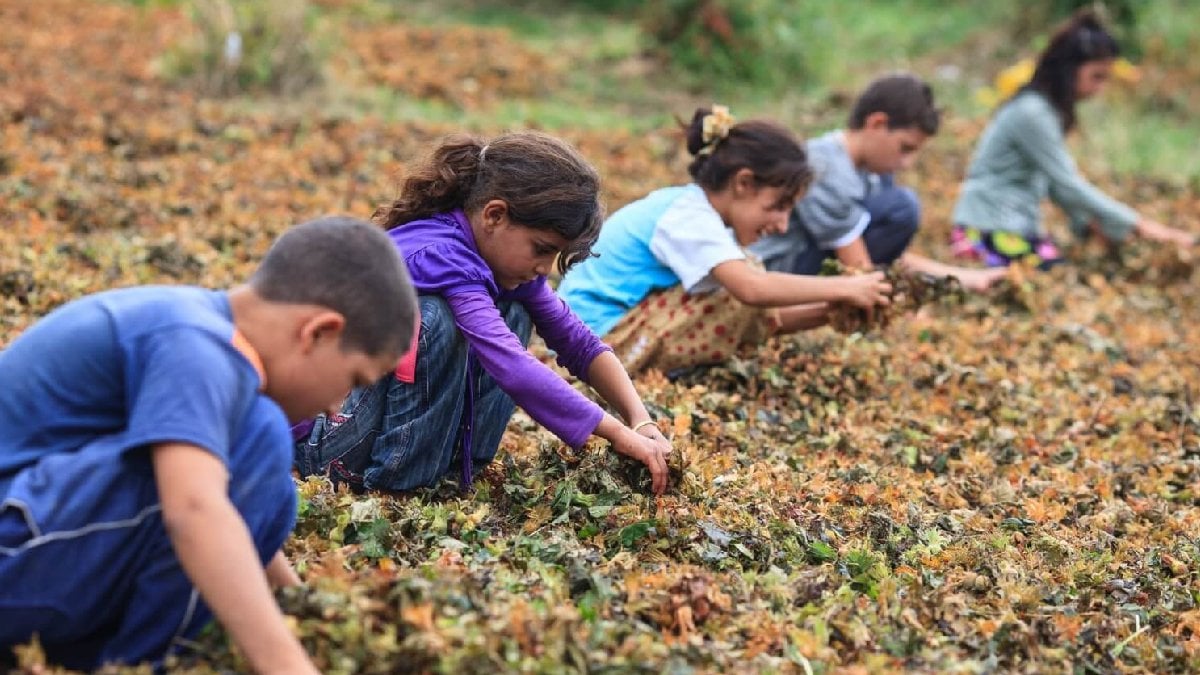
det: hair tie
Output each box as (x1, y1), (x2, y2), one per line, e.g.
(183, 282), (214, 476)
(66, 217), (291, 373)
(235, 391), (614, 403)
(1078, 26), (1094, 55)
(698, 105), (736, 156)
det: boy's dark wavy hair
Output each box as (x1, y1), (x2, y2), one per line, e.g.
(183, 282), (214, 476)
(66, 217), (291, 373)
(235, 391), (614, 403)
(1020, 9), (1120, 133)
(374, 132), (604, 275)
(683, 108), (811, 207)
(848, 73), (940, 135)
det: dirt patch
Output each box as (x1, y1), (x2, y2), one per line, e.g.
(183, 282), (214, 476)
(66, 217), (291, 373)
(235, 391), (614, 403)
(344, 23), (560, 109)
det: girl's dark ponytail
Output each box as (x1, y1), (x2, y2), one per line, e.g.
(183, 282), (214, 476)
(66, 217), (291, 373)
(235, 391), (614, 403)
(681, 106), (811, 204)
(1022, 9), (1120, 132)
(375, 135), (486, 229)
(684, 107), (713, 156)
(377, 131), (604, 274)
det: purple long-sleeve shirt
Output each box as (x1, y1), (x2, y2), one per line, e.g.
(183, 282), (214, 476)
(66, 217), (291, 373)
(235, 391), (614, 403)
(389, 210), (610, 448)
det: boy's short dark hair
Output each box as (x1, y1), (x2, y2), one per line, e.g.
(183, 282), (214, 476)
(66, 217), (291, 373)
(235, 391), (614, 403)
(848, 73), (940, 135)
(250, 216), (417, 357)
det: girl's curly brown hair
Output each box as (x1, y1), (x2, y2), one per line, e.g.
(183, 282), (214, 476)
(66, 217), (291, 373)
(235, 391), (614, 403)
(375, 132), (605, 274)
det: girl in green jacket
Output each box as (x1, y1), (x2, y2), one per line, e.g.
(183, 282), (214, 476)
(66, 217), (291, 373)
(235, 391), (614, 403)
(952, 10), (1195, 269)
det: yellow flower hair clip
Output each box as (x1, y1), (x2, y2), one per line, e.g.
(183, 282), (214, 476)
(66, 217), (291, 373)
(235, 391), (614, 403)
(698, 105), (736, 156)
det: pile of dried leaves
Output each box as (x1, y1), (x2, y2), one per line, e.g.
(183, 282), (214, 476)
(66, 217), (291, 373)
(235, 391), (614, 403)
(3, 1), (1199, 673)
(818, 258), (969, 334)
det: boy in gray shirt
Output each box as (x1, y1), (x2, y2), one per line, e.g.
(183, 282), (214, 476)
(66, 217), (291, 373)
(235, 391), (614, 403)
(751, 73), (1004, 292)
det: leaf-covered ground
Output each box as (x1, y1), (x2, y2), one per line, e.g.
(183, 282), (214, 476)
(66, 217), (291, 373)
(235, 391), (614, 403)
(3, 1), (1200, 673)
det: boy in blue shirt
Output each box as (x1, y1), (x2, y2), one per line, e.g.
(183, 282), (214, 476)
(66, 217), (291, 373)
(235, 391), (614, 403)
(0, 216), (416, 672)
(750, 73), (1006, 292)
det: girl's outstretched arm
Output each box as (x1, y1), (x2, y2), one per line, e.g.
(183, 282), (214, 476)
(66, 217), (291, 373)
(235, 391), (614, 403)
(1013, 95), (1138, 241)
(512, 280), (673, 493)
(588, 351), (673, 492)
(447, 291), (605, 449)
(1133, 218), (1197, 248)
(710, 258), (891, 309)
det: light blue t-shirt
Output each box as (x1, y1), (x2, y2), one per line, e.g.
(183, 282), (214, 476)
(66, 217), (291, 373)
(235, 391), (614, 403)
(0, 286), (285, 490)
(558, 184), (745, 336)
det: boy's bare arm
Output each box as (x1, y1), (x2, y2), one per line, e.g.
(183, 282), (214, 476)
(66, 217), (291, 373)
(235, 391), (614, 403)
(839, 238), (1005, 293)
(266, 549), (302, 589)
(898, 252), (1006, 292)
(834, 238), (874, 270)
(152, 443), (318, 675)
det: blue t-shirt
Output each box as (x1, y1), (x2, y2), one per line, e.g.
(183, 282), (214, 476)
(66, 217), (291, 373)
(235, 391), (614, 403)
(558, 184), (745, 336)
(0, 286), (282, 491)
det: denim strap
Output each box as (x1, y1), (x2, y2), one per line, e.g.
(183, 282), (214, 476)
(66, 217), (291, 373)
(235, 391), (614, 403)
(460, 350), (478, 488)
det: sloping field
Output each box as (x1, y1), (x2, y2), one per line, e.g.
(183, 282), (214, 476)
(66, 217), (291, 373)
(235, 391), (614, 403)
(2, 1), (1198, 672)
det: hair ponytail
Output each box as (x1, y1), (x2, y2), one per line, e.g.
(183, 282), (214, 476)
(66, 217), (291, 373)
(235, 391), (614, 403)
(375, 135), (486, 229)
(1022, 9), (1120, 132)
(376, 132), (604, 274)
(682, 106), (811, 203)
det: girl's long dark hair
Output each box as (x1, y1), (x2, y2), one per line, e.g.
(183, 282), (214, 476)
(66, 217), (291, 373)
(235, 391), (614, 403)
(1021, 9), (1120, 133)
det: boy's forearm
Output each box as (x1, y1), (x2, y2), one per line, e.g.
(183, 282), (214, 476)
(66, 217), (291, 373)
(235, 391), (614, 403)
(165, 495), (314, 673)
(152, 443), (315, 674)
(898, 252), (958, 277)
(899, 252), (1008, 293)
(834, 238), (874, 270)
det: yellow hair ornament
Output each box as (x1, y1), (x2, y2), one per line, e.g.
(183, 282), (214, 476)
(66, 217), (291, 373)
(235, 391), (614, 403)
(698, 104), (736, 156)
(975, 57), (1141, 110)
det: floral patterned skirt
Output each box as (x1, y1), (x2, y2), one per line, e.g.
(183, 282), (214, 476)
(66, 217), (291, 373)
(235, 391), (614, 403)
(603, 285), (779, 374)
(951, 225), (1064, 270)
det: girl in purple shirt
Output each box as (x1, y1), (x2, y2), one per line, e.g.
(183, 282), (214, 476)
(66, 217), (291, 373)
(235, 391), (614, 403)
(295, 132), (673, 494)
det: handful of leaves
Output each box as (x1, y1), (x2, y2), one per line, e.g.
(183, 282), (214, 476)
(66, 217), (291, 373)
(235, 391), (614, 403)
(1118, 243), (1196, 286)
(819, 259), (966, 333)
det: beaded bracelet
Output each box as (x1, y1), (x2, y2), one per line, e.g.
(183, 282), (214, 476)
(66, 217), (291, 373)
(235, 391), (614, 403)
(631, 419), (660, 433)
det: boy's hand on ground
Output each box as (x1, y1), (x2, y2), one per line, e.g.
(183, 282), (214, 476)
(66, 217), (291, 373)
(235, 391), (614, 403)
(842, 271), (892, 309)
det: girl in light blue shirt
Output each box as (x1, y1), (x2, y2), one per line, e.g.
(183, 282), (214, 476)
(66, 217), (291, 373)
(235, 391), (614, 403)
(560, 107), (892, 374)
